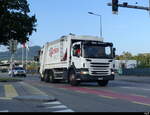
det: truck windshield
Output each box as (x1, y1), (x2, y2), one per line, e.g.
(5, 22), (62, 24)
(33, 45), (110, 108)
(84, 45), (112, 59)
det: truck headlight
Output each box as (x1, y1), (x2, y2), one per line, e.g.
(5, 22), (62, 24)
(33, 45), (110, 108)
(111, 69), (115, 75)
(111, 71), (115, 75)
(80, 71), (89, 75)
(80, 69), (89, 75)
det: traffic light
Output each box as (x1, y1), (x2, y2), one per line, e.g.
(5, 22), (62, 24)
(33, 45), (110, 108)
(8, 39), (18, 53)
(112, 0), (118, 13)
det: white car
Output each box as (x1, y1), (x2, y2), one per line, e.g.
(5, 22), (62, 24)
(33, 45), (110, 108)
(9, 67), (26, 77)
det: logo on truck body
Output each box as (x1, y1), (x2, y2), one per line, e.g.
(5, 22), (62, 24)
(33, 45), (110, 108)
(49, 48), (59, 57)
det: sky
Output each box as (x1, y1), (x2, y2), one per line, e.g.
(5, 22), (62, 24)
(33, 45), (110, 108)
(1, 0), (150, 55)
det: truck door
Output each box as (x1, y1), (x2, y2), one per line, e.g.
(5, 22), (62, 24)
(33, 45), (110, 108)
(71, 42), (82, 68)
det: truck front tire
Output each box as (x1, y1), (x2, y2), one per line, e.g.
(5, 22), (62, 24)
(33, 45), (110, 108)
(97, 80), (109, 87)
(41, 76), (44, 81)
(69, 70), (79, 86)
(49, 71), (56, 83)
(44, 72), (50, 83)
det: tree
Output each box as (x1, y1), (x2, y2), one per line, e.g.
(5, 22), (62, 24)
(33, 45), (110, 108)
(115, 51), (133, 60)
(116, 51), (150, 68)
(0, 0), (37, 45)
(136, 54), (150, 68)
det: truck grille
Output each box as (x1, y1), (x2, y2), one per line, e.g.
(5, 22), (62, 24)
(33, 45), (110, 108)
(89, 62), (110, 76)
(17, 71), (24, 74)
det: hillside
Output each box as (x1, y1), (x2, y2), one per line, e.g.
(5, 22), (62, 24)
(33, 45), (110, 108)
(0, 46), (41, 61)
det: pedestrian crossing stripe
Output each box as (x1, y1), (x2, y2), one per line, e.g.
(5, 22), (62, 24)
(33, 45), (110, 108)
(0, 97), (12, 100)
(0, 110), (9, 112)
(53, 109), (74, 112)
(47, 105), (68, 109)
(43, 101), (74, 112)
(4, 84), (18, 98)
(43, 101), (61, 105)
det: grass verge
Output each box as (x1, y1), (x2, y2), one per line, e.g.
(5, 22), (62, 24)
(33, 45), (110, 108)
(0, 77), (23, 82)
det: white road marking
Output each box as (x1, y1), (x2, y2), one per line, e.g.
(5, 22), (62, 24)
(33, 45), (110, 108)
(0, 97), (12, 100)
(99, 95), (116, 99)
(47, 105), (68, 109)
(43, 101), (61, 105)
(4, 84), (18, 98)
(0, 110), (9, 112)
(53, 109), (74, 112)
(19, 82), (48, 96)
(132, 101), (150, 106)
(43, 101), (74, 112)
(121, 86), (150, 91)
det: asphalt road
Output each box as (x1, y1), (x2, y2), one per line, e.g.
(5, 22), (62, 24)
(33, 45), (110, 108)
(0, 73), (150, 112)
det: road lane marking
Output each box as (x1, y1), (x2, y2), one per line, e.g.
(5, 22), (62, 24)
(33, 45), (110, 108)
(121, 87), (150, 91)
(0, 110), (9, 112)
(19, 82), (48, 96)
(0, 97), (12, 100)
(98, 95), (116, 99)
(132, 101), (150, 106)
(4, 85), (18, 98)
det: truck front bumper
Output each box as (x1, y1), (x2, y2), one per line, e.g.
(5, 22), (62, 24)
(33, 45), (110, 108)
(76, 74), (115, 82)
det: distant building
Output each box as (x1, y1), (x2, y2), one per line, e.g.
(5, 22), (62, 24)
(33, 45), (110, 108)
(115, 60), (137, 70)
(1, 60), (9, 64)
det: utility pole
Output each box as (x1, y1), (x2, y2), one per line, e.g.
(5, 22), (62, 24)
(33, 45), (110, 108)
(108, 0), (150, 14)
(9, 39), (18, 77)
(88, 12), (103, 38)
(26, 42), (29, 71)
(22, 45), (24, 67)
(149, 0), (150, 16)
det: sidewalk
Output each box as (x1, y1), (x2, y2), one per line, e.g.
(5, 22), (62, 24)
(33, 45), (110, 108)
(115, 74), (150, 84)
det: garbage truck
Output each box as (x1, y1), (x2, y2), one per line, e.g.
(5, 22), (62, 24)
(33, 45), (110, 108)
(39, 34), (116, 86)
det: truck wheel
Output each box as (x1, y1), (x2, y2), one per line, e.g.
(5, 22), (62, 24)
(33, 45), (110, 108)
(41, 77), (44, 81)
(49, 71), (55, 83)
(44, 73), (50, 83)
(24, 75), (26, 77)
(97, 80), (109, 87)
(49, 71), (60, 83)
(69, 71), (79, 86)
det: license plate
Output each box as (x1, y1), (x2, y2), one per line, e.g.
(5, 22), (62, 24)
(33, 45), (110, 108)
(98, 78), (103, 80)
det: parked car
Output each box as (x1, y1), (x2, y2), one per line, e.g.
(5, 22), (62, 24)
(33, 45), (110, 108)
(8, 67), (26, 77)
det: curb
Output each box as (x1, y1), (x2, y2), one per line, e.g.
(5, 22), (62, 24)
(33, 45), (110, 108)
(13, 95), (57, 102)
(115, 78), (150, 84)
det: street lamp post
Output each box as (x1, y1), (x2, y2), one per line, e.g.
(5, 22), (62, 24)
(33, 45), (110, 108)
(88, 12), (103, 38)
